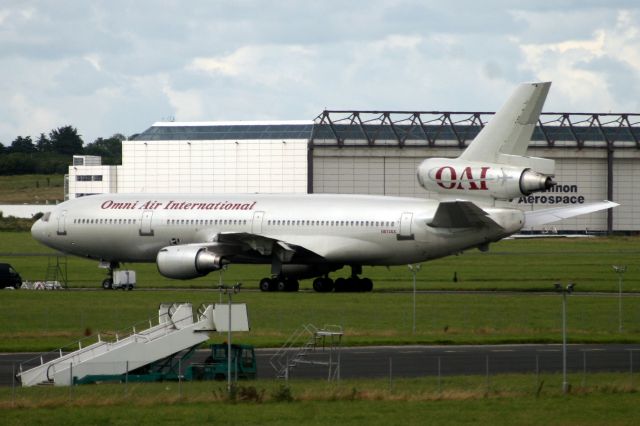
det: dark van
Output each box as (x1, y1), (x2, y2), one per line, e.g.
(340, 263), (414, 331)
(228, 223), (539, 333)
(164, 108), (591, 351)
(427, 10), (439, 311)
(0, 263), (22, 289)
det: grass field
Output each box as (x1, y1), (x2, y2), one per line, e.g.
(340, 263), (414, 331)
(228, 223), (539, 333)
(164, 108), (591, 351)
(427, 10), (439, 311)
(0, 175), (64, 205)
(1, 374), (639, 425)
(1, 232), (639, 350)
(2, 289), (640, 351)
(1, 231), (639, 292)
(1, 233), (639, 422)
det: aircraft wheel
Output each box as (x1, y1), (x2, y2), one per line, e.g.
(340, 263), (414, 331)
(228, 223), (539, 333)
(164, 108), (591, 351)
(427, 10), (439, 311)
(276, 278), (287, 292)
(346, 277), (360, 292)
(334, 277), (347, 292)
(259, 278), (272, 292)
(285, 279), (299, 292)
(312, 278), (323, 292)
(361, 277), (373, 292)
(102, 278), (113, 290)
(320, 278), (334, 293)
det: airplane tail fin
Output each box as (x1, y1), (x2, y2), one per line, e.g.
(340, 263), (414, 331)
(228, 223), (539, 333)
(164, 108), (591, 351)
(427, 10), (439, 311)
(459, 82), (554, 174)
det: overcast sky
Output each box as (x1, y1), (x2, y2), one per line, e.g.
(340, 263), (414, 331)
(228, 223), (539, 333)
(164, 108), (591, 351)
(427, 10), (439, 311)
(1, 0), (639, 144)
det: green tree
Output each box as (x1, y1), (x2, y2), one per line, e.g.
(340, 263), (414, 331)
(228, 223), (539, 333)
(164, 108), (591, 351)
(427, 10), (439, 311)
(49, 125), (83, 155)
(0, 153), (37, 174)
(35, 133), (52, 152)
(9, 136), (36, 153)
(83, 133), (124, 164)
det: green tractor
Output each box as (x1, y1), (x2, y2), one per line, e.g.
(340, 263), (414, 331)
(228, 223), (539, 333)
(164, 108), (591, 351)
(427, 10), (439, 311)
(185, 343), (257, 381)
(73, 343), (256, 385)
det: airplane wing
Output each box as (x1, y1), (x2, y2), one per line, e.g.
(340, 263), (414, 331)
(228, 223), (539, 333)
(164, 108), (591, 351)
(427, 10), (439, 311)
(428, 200), (503, 229)
(523, 201), (618, 227)
(212, 232), (325, 263)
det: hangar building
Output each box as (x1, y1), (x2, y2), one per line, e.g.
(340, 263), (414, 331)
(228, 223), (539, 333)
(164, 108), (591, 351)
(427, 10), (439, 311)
(67, 111), (640, 233)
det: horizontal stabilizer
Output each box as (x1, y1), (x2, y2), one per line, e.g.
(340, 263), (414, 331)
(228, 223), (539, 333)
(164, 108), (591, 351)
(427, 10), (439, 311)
(429, 201), (502, 229)
(524, 201), (618, 227)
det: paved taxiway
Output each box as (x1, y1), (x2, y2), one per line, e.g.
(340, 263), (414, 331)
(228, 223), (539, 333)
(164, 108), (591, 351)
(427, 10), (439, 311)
(2, 344), (639, 385)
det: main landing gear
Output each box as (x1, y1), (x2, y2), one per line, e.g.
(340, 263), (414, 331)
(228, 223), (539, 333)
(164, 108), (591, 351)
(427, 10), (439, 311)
(258, 266), (374, 293)
(258, 276), (300, 292)
(313, 265), (374, 292)
(312, 276), (373, 293)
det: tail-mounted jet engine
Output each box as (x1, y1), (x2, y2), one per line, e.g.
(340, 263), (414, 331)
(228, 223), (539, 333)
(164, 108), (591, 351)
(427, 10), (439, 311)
(416, 158), (555, 201)
(156, 245), (227, 279)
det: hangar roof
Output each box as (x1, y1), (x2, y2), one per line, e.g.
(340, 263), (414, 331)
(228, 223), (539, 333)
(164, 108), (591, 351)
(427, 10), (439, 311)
(133, 111), (640, 149)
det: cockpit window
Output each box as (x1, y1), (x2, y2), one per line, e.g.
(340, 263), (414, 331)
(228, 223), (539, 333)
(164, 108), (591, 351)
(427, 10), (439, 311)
(41, 212), (51, 222)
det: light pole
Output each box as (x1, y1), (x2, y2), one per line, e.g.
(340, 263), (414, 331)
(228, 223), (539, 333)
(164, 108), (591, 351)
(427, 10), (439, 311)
(408, 264), (421, 334)
(554, 281), (575, 395)
(218, 282), (241, 393)
(612, 265), (627, 333)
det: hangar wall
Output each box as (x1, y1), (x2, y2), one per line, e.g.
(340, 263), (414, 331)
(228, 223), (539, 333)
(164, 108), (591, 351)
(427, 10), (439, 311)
(65, 116), (640, 232)
(311, 144), (640, 232)
(116, 139), (308, 194)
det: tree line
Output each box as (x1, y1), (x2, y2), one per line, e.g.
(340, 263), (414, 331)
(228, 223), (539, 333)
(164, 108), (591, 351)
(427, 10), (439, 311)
(0, 126), (129, 175)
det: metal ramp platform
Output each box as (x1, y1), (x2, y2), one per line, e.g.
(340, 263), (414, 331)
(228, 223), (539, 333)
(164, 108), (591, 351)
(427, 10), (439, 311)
(17, 302), (248, 387)
(270, 324), (343, 381)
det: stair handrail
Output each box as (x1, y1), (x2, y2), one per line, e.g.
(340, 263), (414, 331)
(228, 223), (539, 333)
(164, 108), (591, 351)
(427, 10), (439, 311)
(196, 303), (208, 319)
(18, 308), (177, 376)
(320, 324), (343, 334)
(18, 331), (106, 376)
(270, 324), (319, 373)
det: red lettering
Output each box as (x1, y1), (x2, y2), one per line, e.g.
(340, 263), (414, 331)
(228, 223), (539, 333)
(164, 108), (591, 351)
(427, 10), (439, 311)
(479, 167), (489, 190)
(462, 166), (490, 190)
(101, 200), (113, 209)
(435, 166), (457, 189)
(459, 167), (473, 189)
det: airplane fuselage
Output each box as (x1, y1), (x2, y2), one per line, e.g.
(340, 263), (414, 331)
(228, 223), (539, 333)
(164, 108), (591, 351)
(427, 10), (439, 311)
(29, 82), (618, 292)
(31, 193), (523, 267)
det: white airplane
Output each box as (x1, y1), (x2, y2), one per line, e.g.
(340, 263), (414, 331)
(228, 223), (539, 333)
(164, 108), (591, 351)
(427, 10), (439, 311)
(31, 82), (617, 292)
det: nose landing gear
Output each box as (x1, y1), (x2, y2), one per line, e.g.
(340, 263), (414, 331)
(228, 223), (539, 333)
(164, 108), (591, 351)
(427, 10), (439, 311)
(100, 261), (134, 290)
(101, 262), (118, 290)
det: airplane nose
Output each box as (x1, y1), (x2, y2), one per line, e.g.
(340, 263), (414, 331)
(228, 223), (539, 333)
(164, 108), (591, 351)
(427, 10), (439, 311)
(31, 219), (44, 242)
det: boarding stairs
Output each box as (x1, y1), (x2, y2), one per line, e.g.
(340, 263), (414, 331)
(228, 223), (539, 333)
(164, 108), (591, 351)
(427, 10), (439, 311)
(17, 303), (221, 387)
(270, 324), (343, 380)
(44, 255), (68, 288)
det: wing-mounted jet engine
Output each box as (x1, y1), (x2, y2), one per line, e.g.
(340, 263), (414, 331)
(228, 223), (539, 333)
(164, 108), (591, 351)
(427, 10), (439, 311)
(417, 82), (556, 202)
(157, 244), (229, 279)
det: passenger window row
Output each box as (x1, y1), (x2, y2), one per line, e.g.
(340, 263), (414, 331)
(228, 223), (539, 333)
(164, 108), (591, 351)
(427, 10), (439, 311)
(166, 219), (248, 226)
(70, 217), (393, 228)
(74, 218), (136, 225)
(266, 219), (395, 227)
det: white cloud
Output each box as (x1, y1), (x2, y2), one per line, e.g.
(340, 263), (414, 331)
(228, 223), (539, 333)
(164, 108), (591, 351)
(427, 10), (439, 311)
(190, 44), (315, 87)
(83, 54), (102, 71)
(0, 93), (61, 141)
(517, 9), (640, 111)
(162, 85), (205, 120)
(1, 1), (639, 143)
